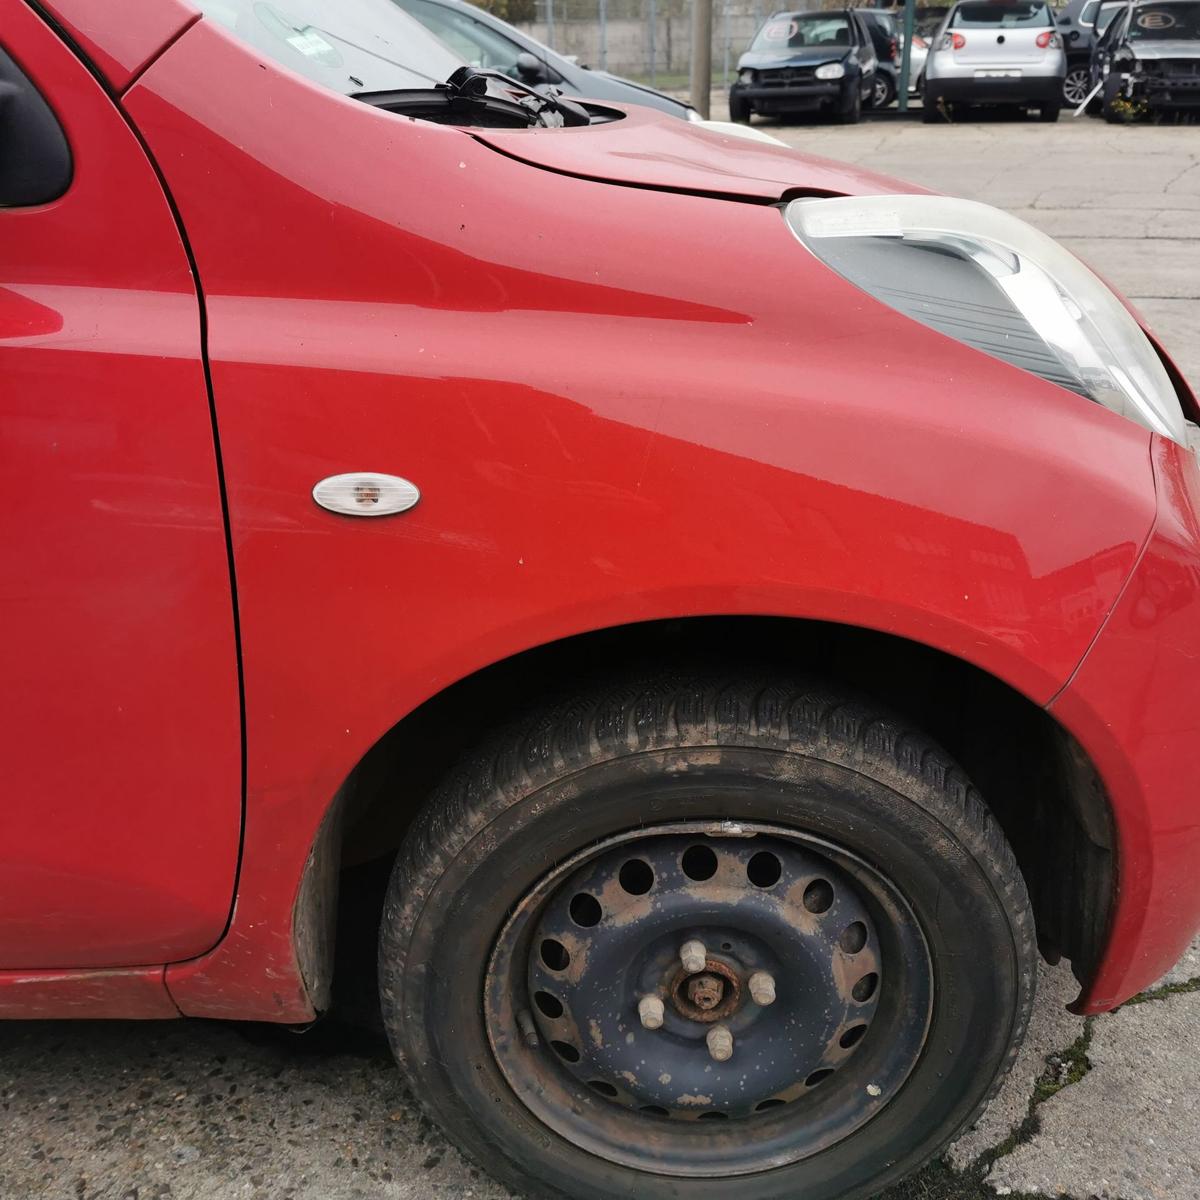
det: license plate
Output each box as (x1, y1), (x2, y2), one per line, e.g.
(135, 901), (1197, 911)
(975, 69), (1022, 78)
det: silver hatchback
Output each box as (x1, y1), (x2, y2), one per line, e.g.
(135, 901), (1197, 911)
(923, 0), (1067, 120)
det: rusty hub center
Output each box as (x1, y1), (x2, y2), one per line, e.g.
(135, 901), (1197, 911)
(670, 957), (742, 1023)
(687, 973), (725, 1010)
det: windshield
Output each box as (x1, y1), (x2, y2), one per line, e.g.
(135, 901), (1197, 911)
(196, 0), (464, 92)
(392, 0), (532, 77)
(1094, 1), (1125, 30)
(1129, 1), (1200, 36)
(951, 2), (1053, 26)
(751, 13), (854, 50)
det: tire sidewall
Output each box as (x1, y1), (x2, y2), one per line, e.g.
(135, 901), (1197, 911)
(384, 745), (1030, 1200)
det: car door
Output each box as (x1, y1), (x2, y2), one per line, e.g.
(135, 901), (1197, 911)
(1090, 5), (1129, 84)
(0, 1), (242, 969)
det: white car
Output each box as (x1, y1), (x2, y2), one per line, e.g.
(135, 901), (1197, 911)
(923, 0), (1067, 120)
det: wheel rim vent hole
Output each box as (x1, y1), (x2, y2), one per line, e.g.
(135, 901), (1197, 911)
(853, 972), (879, 1003)
(803, 878), (835, 914)
(805, 1068), (834, 1087)
(755, 1098), (787, 1112)
(640, 1105), (669, 1116)
(569, 893), (602, 928)
(618, 858), (654, 895)
(588, 1079), (618, 1098)
(747, 851), (782, 888)
(839, 921), (868, 954)
(551, 1040), (580, 1063)
(681, 844), (718, 881)
(534, 991), (564, 1020)
(540, 938), (570, 971)
(698, 1111), (727, 1120)
(839, 1023), (869, 1050)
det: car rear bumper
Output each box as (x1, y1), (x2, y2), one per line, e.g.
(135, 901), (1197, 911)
(1053, 436), (1200, 1012)
(730, 80), (846, 111)
(928, 73), (1063, 104)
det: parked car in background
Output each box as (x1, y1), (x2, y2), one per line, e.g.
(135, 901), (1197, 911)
(6, 3), (1200, 1200)
(859, 7), (902, 106)
(923, 0), (1066, 120)
(1056, 0), (1126, 104)
(730, 9), (878, 122)
(391, 0), (699, 120)
(1090, 0), (1200, 119)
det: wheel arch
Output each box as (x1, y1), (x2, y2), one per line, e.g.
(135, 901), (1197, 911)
(331, 614), (1115, 1009)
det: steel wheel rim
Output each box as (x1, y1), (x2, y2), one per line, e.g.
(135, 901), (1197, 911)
(484, 820), (933, 1177)
(874, 76), (890, 106)
(1064, 68), (1091, 106)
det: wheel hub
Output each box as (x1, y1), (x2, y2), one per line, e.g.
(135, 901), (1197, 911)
(523, 832), (883, 1118)
(484, 820), (932, 1177)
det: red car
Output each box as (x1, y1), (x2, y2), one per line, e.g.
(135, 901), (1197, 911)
(3, 1), (1198, 1197)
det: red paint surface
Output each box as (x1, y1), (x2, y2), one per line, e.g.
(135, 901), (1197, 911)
(1054, 437), (1200, 1012)
(0, 0), (241, 969)
(3, 5), (1196, 1021)
(0, 967), (179, 1019)
(35, 0), (196, 93)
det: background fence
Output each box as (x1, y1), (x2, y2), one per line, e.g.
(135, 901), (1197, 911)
(481, 0), (835, 88)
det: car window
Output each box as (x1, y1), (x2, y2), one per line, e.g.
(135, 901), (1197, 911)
(394, 0), (527, 73)
(195, 0), (464, 91)
(752, 13), (855, 49)
(1128, 1), (1200, 36)
(1094, 1), (1126, 31)
(1079, 0), (1099, 21)
(951, 2), (1054, 26)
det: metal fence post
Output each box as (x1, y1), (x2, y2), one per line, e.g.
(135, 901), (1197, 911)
(690, 0), (713, 116)
(546, 0), (555, 49)
(649, 0), (657, 85)
(599, 0), (608, 69)
(898, 0), (915, 112)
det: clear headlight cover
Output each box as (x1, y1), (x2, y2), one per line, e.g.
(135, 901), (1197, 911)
(786, 194), (1185, 443)
(815, 62), (846, 79)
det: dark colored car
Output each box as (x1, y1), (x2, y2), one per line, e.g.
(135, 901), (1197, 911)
(392, 0), (699, 120)
(1057, 0), (1127, 104)
(1090, 0), (1200, 119)
(730, 9), (879, 123)
(859, 7), (903, 105)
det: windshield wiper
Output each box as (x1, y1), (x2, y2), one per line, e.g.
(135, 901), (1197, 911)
(355, 65), (592, 129)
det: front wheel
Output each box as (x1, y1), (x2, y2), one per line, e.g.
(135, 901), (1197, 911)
(1039, 102), (1061, 122)
(836, 85), (863, 124)
(729, 92), (752, 123)
(380, 676), (1037, 1200)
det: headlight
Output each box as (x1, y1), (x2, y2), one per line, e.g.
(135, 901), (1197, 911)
(815, 62), (846, 80)
(786, 194), (1185, 443)
(738, 68), (756, 84)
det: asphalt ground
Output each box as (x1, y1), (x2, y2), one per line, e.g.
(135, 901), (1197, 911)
(2, 112), (1198, 1200)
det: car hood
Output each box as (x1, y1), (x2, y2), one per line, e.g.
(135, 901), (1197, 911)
(1130, 39), (1200, 58)
(737, 47), (853, 69)
(471, 104), (915, 201)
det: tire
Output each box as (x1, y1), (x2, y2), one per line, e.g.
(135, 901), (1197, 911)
(1102, 75), (1130, 122)
(836, 85), (863, 124)
(379, 675), (1037, 1200)
(870, 71), (896, 109)
(921, 90), (941, 122)
(1062, 65), (1091, 107)
(729, 92), (752, 123)
(1039, 103), (1061, 122)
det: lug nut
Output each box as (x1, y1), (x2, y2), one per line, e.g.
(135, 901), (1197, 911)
(706, 1024), (734, 1062)
(638, 994), (665, 1030)
(680, 939), (707, 974)
(748, 970), (777, 1006)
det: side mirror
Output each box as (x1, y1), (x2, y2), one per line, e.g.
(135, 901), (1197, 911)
(516, 52), (548, 83)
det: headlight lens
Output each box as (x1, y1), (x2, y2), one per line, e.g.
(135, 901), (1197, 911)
(738, 68), (756, 84)
(815, 62), (846, 80)
(786, 194), (1185, 443)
